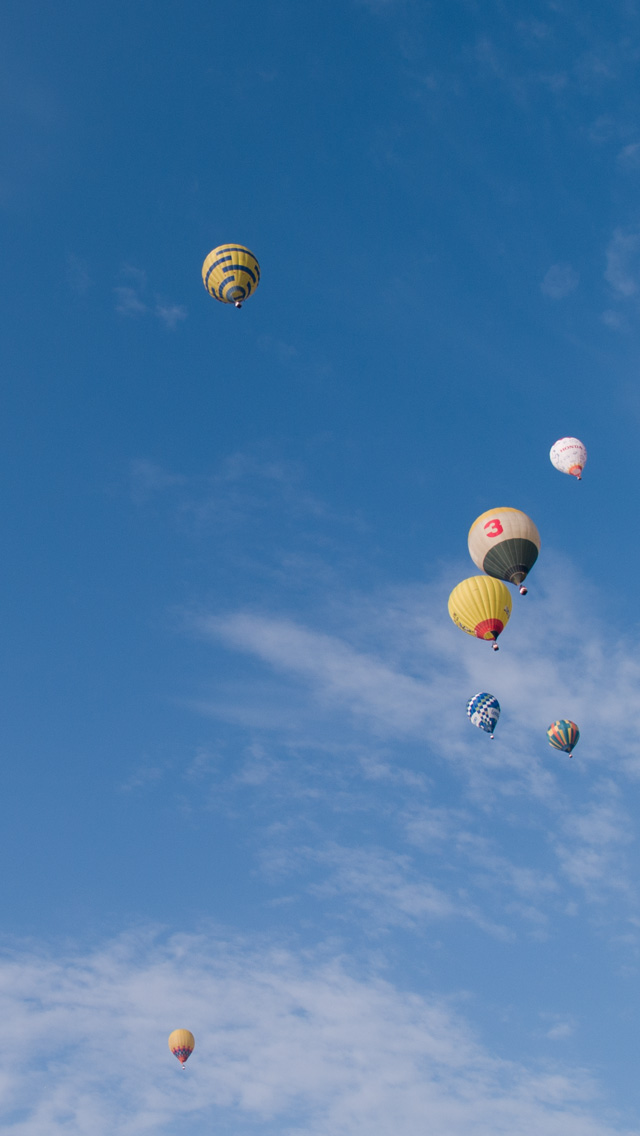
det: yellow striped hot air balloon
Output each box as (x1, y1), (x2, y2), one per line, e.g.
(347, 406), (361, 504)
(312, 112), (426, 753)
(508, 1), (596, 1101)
(202, 244), (260, 308)
(448, 576), (512, 650)
(468, 507), (540, 595)
(168, 1029), (195, 1067)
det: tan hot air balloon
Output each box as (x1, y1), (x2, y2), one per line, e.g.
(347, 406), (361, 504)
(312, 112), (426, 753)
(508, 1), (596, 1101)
(448, 576), (512, 650)
(468, 507), (540, 595)
(168, 1029), (195, 1067)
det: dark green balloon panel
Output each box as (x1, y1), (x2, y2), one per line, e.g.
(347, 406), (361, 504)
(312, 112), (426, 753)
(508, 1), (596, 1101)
(482, 538), (539, 585)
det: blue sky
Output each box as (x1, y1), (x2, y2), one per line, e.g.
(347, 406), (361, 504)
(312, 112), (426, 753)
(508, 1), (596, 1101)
(3, 0), (640, 1132)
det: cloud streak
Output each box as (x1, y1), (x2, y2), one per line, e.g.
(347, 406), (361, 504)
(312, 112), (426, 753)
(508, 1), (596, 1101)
(541, 263), (579, 299)
(186, 558), (640, 936)
(195, 561), (640, 779)
(0, 929), (635, 1136)
(114, 266), (186, 328)
(604, 227), (640, 298)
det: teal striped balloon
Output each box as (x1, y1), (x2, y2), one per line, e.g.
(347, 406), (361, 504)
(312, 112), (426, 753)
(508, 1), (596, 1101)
(547, 719), (579, 756)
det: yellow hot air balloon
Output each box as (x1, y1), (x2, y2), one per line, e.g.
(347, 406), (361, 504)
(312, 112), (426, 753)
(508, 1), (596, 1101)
(168, 1029), (195, 1067)
(202, 244), (260, 308)
(468, 508), (540, 595)
(448, 576), (512, 650)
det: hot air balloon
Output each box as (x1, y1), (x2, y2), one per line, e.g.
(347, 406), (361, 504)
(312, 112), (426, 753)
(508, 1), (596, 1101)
(168, 1029), (195, 1067)
(467, 692), (500, 737)
(468, 508), (540, 595)
(547, 720), (580, 757)
(550, 438), (587, 480)
(202, 244), (260, 308)
(448, 576), (512, 650)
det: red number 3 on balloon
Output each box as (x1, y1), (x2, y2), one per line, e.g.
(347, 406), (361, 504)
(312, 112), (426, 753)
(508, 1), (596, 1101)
(484, 518), (503, 538)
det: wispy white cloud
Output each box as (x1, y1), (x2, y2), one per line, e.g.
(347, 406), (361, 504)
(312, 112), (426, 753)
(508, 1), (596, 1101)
(186, 556), (640, 934)
(602, 225), (640, 328)
(114, 284), (147, 316)
(119, 761), (167, 793)
(541, 263), (579, 299)
(553, 786), (635, 901)
(130, 446), (362, 536)
(66, 253), (91, 295)
(0, 928), (633, 1136)
(543, 1015), (576, 1041)
(202, 611), (433, 736)
(258, 334), (299, 363)
(588, 115), (618, 145)
(121, 451), (640, 943)
(114, 266), (186, 328)
(129, 459), (187, 504)
(194, 560), (640, 780)
(601, 309), (627, 330)
(617, 142), (640, 168)
(475, 36), (504, 79)
(155, 301), (187, 329)
(516, 19), (552, 44)
(299, 842), (512, 938)
(115, 266), (148, 315)
(604, 227), (640, 297)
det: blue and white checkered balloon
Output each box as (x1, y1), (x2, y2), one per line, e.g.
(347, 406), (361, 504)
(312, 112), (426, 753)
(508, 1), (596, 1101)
(466, 692), (500, 737)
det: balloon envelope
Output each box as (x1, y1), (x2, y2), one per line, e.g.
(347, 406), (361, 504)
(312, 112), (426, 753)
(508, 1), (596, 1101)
(168, 1029), (195, 1065)
(468, 508), (540, 593)
(448, 576), (512, 647)
(547, 720), (580, 755)
(550, 438), (587, 479)
(467, 692), (500, 736)
(202, 244), (260, 307)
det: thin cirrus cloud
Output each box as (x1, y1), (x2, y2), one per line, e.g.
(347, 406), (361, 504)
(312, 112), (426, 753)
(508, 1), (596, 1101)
(200, 610), (434, 736)
(128, 459), (188, 505)
(540, 263), (580, 299)
(66, 253), (91, 295)
(114, 265), (186, 329)
(602, 226), (640, 328)
(194, 558), (640, 774)
(300, 841), (513, 939)
(604, 227), (640, 298)
(552, 790), (635, 898)
(186, 557), (640, 929)
(0, 928), (633, 1136)
(617, 142), (640, 168)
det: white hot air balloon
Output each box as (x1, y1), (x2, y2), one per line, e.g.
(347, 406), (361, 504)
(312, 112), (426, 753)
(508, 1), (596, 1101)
(550, 438), (587, 480)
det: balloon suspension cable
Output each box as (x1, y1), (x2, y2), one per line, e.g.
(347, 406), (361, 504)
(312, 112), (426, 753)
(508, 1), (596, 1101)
(519, 585), (527, 595)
